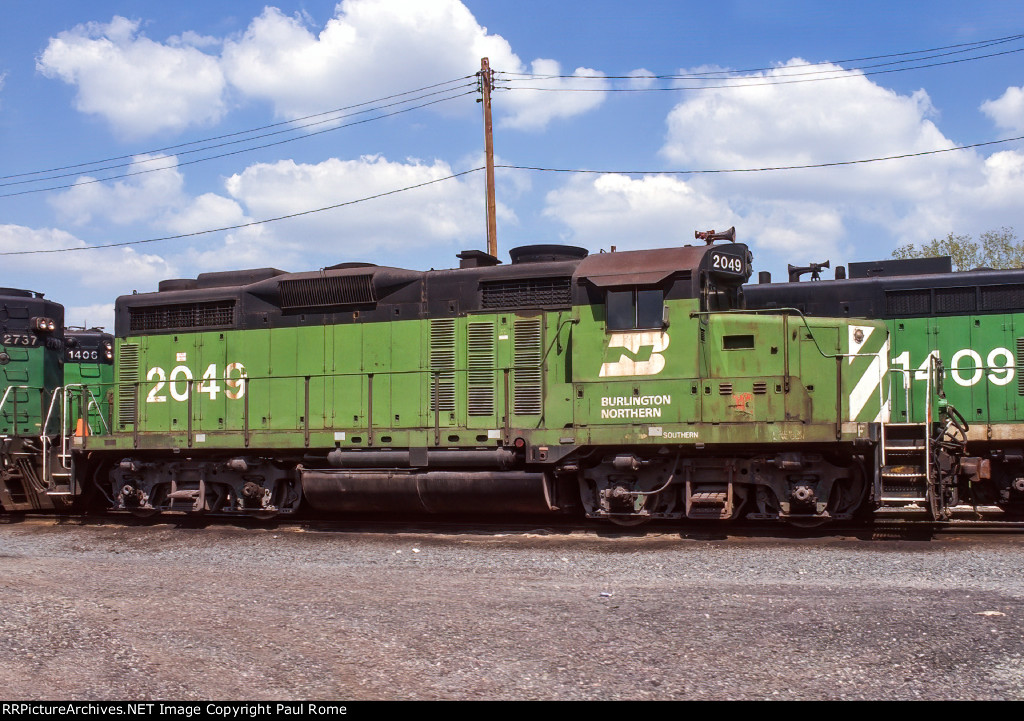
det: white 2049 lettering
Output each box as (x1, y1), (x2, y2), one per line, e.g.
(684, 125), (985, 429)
(146, 362), (247, 403)
(711, 253), (743, 273)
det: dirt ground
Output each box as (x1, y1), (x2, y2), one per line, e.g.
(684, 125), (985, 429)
(1, 518), (1023, 700)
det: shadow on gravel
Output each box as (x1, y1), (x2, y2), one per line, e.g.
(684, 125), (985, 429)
(14, 511), (979, 545)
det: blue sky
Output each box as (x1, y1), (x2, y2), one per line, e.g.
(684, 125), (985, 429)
(2, 0), (1023, 328)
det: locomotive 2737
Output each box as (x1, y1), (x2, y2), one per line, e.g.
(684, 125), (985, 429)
(0, 287), (113, 512)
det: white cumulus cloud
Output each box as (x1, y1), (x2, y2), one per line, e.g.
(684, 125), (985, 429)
(184, 154), (491, 269)
(981, 86), (1024, 134)
(0, 224), (174, 292)
(65, 303), (116, 332)
(49, 155), (249, 238)
(37, 17), (227, 138)
(543, 173), (733, 250)
(221, 1), (604, 130)
(49, 154), (187, 226)
(546, 59), (1024, 268)
(497, 59), (609, 131)
(39, 2), (607, 138)
(224, 154), (482, 240)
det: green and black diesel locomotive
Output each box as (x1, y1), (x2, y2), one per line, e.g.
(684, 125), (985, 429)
(2, 233), (895, 525)
(0, 288), (113, 511)
(747, 255), (1024, 519)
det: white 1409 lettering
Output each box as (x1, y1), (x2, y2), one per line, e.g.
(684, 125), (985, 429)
(892, 347), (1014, 387)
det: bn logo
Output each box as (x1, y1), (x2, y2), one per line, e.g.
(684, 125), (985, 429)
(599, 331), (670, 377)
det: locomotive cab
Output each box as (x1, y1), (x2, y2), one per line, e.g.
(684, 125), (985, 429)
(569, 241), (885, 525)
(0, 288), (68, 511)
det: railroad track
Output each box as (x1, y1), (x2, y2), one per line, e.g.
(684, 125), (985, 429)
(5, 509), (1024, 539)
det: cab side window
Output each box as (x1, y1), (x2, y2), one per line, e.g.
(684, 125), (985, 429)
(606, 288), (663, 330)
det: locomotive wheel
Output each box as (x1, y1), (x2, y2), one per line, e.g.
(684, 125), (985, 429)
(787, 516), (830, 529)
(828, 462), (869, 518)
(607, 515), (649, 527)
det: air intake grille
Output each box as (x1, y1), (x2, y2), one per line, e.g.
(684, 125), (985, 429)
(982, 284), (1024, 312)
(885, 289), (930, 316)
(934, 287), (976, 314)
(481, 278), (571, 309)
(280, 274), (376, 309)
(467, 322), (495, 416)
(513, 319), (543, 415)
(118, 343), (139, 425)
(129, 301), (235, 332)
(429, 319), (456, 413)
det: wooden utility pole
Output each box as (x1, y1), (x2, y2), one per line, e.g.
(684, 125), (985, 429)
(479, 57), (498, 258)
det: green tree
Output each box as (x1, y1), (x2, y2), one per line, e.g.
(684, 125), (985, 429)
(891, 227), (1020, 271)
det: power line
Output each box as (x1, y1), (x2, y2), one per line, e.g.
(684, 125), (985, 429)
(5, 134), (1022, 257)
(497, 33), (1024, 81)
(0, 168), (485, 256)
(497, 134), (1024, 175)
(498, 44), (1024, 92)
(0, 82), (477, 190)
(0, 90), (476, 199)
(0, 76), (475, 182)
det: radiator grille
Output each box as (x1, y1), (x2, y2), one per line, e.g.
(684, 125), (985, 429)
(118, 343), (139, 425)
(481, 278), (571, 309)
(466, 322), (496, 416)
(1018, 338), (1024, 397)
(279, 274), (376, 309)
(429, 319), (456, 413)
(129, 301), (234, 332)
(513, 319), (543, 415)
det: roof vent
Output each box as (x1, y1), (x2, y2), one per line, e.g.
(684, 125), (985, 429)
(457, 250), (501, 268)
(323, 262), (378, 271)
(509, 244), (588, 265)
(158, 279), (199, 292)
(195, 268), (285, 289)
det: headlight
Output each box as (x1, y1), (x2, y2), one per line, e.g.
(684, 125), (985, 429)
(32, 317), (56, 333)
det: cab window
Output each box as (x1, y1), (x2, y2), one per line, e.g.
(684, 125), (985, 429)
(606, 288), (663, 330)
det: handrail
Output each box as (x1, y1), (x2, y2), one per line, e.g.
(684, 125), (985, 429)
(0, 385), (32, 433)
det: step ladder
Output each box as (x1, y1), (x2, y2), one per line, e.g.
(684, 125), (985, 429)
(685, 482), (735, 519)
(41, 386), (78, 497)
(878, 422), (929, 506)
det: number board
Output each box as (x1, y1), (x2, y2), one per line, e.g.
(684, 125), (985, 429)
(709, 251), (746, 276)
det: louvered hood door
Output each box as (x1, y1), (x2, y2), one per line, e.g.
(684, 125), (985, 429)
(426, 315), (545, 434)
